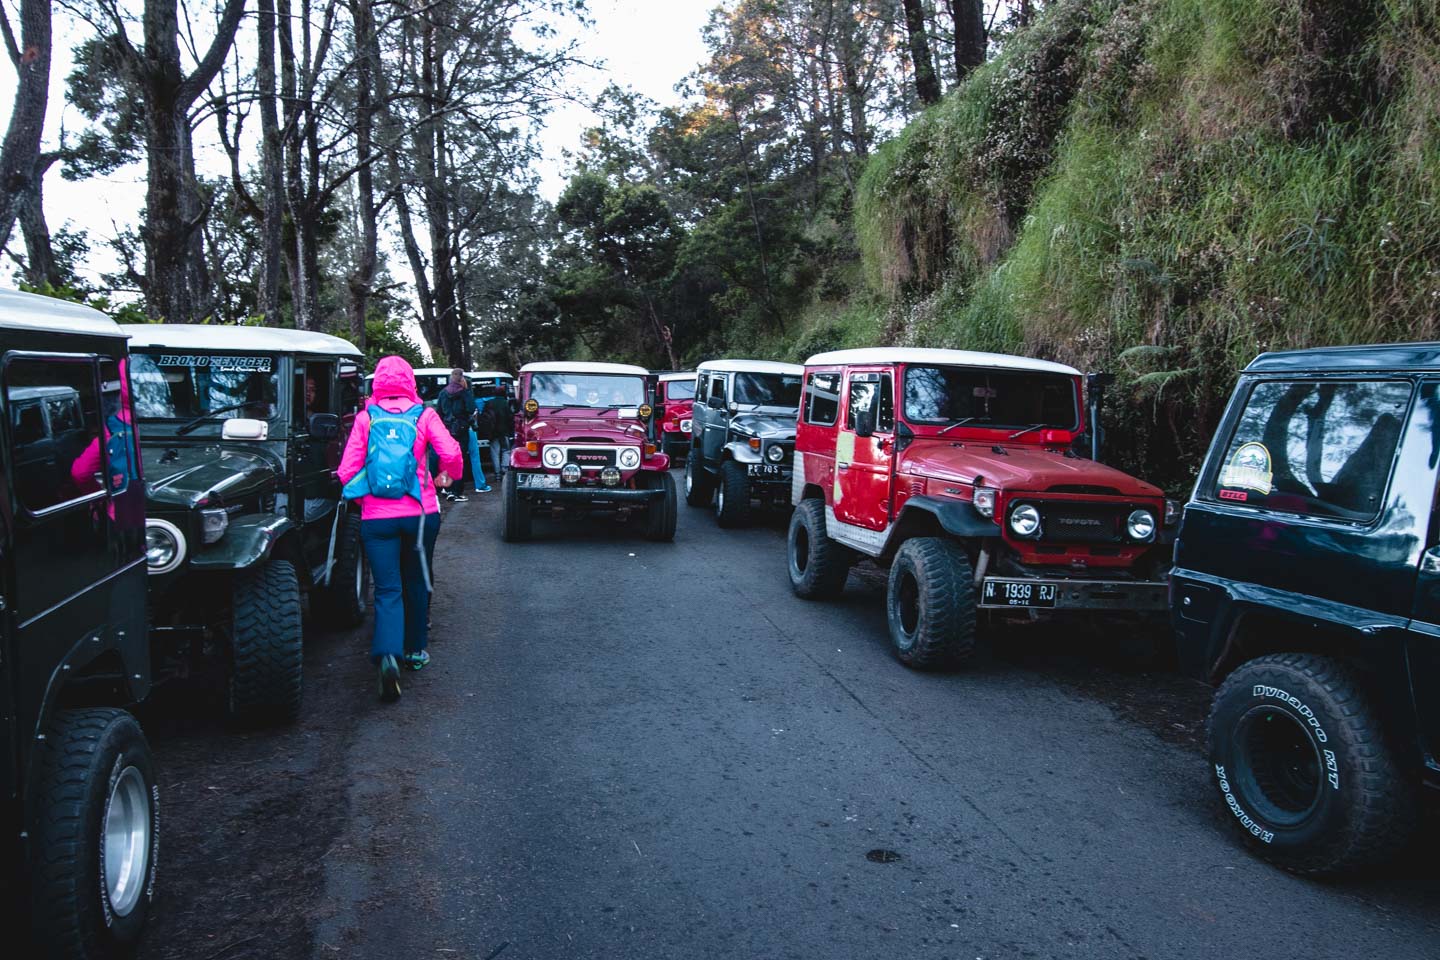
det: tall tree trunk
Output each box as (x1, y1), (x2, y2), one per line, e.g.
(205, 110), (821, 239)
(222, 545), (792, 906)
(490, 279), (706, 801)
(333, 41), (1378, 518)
(836, 1), (869, 158)
(345, 0), (379, 349)
(18, 177), (55, 286)
(277, 0), (317, 329)
(0, 0), (51, 257)
(949, 0), (985, 77)
(256, 0), (284, 325)
(392, 179), (441, 356)
(900, 0), (941, 105)
(417, 12), (463, 365)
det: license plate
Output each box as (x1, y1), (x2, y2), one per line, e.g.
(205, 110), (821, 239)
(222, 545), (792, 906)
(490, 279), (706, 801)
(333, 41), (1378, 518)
(680, 419), (692, 433)
(748, 463), (783, 478)
(517, 473), (559, 490)
(982, 579), (1057, 608)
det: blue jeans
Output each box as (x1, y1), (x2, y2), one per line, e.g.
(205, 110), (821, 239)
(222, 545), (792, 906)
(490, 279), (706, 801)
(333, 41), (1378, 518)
(467, 431), (491, 490)
(361, 512), (441, 661)
(488, 436), (506, 478)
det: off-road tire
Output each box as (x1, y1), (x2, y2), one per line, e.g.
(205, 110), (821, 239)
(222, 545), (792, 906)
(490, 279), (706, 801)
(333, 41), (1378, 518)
(228, 559), (303, 725)
(886, 537), (977, 669)
(787, 499), (850, 599)
(31, 708), (158, 958)
(1207, 653), (1418, 875)
(715, 460), (751, 528)
(321, 509), (367, 628)
(500, 470), (532, 542)
(684, 452), (712, 508)
(643, 471), (678, 542)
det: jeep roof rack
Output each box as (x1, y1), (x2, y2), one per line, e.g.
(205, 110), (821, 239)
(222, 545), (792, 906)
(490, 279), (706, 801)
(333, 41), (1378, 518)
(803, 346), (1079, 376)
(121, 323), (364, 358)
(696, 359), (804, 375)
(0, 287), (127, 338)
(520, 361), (650, 376)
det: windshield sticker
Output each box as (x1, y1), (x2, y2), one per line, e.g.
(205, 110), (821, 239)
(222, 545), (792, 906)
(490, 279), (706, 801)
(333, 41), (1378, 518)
(1218, 442), (1273, 495)
(156, 355), (273, 373)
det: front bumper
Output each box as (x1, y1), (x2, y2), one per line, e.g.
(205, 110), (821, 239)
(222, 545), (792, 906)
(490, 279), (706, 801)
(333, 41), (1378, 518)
(978, 576), (1169, 611)
(515, 485), (665, 505)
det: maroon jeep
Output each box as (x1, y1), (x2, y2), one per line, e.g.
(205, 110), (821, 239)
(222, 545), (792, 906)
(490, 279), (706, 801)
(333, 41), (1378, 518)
(788, 347), (1173, 667)
(501, 361), (677, 542)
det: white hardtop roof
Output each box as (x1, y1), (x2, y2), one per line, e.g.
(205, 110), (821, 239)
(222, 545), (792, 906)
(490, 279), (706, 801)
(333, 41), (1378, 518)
(697, 358), (804, 375)
(804, 347), (1079, 377)
(0, 288), (126, 339)
(521, 361), (649, 376)
(658, 371), (696, 382)
(469, 370), (514, 380)
(122, 323), (363, 358)
(411, 367), (459, 377)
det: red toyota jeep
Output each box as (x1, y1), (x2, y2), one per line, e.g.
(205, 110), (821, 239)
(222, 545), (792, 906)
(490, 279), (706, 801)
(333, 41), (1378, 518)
(788, 348), (1173, 667)
(655, 371), (696, 460)
(501, 361), (677, 542)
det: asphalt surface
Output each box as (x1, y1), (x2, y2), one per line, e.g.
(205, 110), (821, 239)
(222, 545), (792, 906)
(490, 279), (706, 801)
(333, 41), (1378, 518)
(138, 475), (1440, 960)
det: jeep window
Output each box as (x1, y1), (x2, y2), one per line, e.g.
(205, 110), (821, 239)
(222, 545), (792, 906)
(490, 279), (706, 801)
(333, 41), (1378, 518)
(734, 372), (802, 409)
(903, 366), (1078, 430)
(1209, 379), (1411, 521)
(4, 357), (103, 512)
(415, 374), (450, 403)
(707, 375), (727, 408)
(666, 379), (696, 401)
(804, 372), (840, 425)
(530, 374), (645, 408)
(296, 362), (333, 420)
(129, 352), (281, 428)
(847, 374), (894, 432)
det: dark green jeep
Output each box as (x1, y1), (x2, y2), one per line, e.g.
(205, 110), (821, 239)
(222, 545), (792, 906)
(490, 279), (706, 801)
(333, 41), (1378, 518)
(122, 324), (367, 724)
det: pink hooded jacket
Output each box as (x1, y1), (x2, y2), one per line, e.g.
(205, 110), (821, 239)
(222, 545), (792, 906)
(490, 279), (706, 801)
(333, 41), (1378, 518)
(339, 356), (463, 519)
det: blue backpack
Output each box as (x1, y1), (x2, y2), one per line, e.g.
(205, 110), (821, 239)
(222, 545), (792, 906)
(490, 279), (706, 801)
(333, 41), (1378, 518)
(342, 404), (426, 502)
(105, 414), (137, 493)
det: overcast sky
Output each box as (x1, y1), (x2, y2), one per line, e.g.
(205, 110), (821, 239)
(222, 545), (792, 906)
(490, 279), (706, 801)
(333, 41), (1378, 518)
(0, 0), (716, 289)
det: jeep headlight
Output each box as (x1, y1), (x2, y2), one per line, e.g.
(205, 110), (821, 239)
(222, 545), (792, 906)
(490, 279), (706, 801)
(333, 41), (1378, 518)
(1009, 503), (1041, 538)
(765, 444), (785, 463)
(973, 485), (997, 519)
(600, 466), (622, 487)
(1127, 509), (1156, 541)
(200, 507), (229, 544)
(561, 463), (582, 485)
(542, 445), (565, 468)
(617, 447), (641, 470)
(145, 519), (186, 575)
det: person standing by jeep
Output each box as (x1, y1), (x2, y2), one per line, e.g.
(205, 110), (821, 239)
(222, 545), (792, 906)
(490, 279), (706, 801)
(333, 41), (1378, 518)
(437, 368), (473, 502)
(339, 356), (463, 702)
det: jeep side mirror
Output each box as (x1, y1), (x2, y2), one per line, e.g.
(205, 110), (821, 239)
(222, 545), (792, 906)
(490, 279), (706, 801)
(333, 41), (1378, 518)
(853, 404), (877, 439)
(308, 413), (341, 440)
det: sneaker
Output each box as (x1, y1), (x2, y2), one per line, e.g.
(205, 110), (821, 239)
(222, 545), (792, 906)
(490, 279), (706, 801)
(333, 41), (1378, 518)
(450, 493), (469, 503)
(378, 654), (402, 702)
(475, 485), (492, 493)
(403, 650), (431, 671)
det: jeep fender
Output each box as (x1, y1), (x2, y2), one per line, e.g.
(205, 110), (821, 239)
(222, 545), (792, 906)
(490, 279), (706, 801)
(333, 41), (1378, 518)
(189, 514), (297, 571)
(881, 496), (996, 559)
(724, 440), (763, 464)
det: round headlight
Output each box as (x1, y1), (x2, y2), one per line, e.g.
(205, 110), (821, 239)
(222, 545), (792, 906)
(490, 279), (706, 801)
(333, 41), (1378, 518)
(766, 444), (785, 463)
(1127, 509), (1156, 541)
(145, 519), (186, 575)
(617, 447), (641, 469)
(542, 446), (565, 468)
(523, 398), (539, 416)
(1009, 504), (1041, 538)
(638, 404), (652, 419)
(561, 463), (582, 484)
(600, 466), (622, 487)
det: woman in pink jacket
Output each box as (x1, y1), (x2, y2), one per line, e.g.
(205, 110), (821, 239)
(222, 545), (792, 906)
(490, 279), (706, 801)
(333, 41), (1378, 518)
(339, 356), (463, 702)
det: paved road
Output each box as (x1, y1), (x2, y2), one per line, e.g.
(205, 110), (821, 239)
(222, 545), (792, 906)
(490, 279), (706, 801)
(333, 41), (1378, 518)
(140, 478), (1440, 960)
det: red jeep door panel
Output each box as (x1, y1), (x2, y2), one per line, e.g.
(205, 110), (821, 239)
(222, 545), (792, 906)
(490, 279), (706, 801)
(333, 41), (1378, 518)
(835, 368), (895, 531)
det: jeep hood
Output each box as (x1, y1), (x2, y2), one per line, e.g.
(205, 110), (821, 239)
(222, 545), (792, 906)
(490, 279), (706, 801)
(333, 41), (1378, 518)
(142, 443), (280, 509)
(524, 416), (647, 444)
(730, 412), (797, 440)
(902, 442), (1162, 498)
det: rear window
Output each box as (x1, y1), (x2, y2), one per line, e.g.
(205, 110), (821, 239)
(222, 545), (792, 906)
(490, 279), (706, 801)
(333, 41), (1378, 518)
(1208, 379), (1412, 522)
(665, 379), (696, 401)
(804, 372), (840, 426)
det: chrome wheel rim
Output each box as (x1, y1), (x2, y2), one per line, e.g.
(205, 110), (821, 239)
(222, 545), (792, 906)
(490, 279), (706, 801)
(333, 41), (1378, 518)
(104, 765), (151, 917)
(715, 483), (724, 516)
(685, 463), (692, 496)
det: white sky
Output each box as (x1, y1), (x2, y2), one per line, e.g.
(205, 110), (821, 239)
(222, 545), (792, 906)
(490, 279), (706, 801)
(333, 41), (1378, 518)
(0, 0), (716, 294)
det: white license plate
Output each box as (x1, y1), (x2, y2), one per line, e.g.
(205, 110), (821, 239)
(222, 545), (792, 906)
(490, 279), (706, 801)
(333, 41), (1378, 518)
(517, 473), (559, 490)
(748, 463), (783, 478)
(982, 579), (1058, 607)
(680, 419), (692, 433)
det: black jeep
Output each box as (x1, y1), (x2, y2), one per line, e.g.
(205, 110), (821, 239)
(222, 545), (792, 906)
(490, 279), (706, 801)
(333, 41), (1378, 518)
(123, 324), (367, 724)
(683, 359), (804, 527)
(1173, 343), (1440, 874)
(2, 291), (159, 955)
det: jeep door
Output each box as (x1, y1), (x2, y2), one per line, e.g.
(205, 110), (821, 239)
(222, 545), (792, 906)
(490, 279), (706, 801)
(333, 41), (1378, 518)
(1405, 380), (1440, 773)
(835, 368), (896, 531)
(796, 370), (842, 501)
(699, 372), (728, 466)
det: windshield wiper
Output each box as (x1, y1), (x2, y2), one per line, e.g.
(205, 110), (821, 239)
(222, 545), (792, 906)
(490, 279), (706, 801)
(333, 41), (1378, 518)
(938, 417), (980, 436)
(1007, 423), (1048, 440)
(175, 401), (254, 435)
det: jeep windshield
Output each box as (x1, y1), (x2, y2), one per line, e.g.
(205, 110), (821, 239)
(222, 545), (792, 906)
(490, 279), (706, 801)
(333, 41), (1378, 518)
(531, 373), (645, 409)
(129, 352), (281, 433)
(733, 372), (802, 409)
(904, 365), (1078, 431)
(665, 380), (696, 400)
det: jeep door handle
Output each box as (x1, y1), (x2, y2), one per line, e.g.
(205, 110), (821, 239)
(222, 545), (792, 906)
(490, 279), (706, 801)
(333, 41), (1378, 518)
(838, 462), (850, 470)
